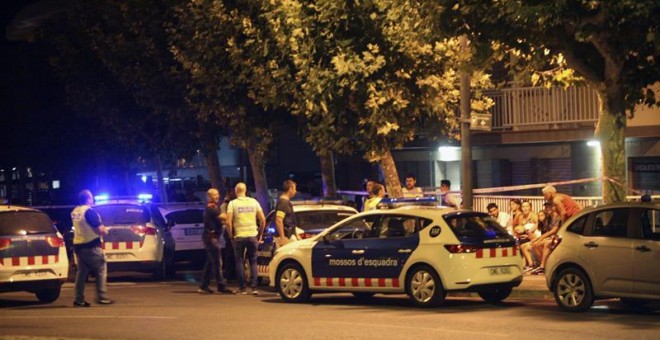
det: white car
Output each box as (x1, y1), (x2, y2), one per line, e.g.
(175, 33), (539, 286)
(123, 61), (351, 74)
(0, 205), (68, 302)
(546, 202), (660, 312)
(93, 198), (175, 279)
(269, 201), (524, 307)
(157, 203), (206, 262)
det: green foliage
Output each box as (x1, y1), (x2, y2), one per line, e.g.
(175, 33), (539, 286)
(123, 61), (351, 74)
(434, 0), (659, 113)
(261, 0), (493, 162)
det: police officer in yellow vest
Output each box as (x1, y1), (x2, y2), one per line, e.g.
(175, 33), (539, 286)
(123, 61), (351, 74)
(226, 183), (266, 295)
(71, 190), (112, 306)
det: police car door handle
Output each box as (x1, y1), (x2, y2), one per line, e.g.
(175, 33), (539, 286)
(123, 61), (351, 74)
(352, 250), (365, 255)
(398, 249), (412, 253)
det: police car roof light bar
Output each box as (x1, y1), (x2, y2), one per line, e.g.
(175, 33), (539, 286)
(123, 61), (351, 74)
(291, 199), (346, 206)
(377, 196), (439, 209)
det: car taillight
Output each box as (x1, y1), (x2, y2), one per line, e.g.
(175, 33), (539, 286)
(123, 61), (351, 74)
(46, 236), (64, 248)
(131, 225), (157, 237)
(444, 244), (481, 253)
(298, 233), (314, 239)
(0, 238), (11, 251)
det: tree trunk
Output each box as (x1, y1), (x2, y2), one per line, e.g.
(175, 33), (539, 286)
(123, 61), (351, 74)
(203, 133), (223, 192)
(379, 147), (403, 198)
(594, 84), (627, 203)
(459, 35), (472, 209)
(246, 137), (270, 211)
(154, 154), (169, 203)
(319, 150), (337, 197)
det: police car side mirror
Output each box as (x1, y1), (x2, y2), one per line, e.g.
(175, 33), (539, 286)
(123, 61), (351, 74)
(322, 234), (331, 244)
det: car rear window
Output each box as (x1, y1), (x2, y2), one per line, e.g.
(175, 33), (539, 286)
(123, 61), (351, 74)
(444, 212), (512, 244)
(166, 210), (203, 224)
(0, 211), (55, 236)
(94, 205), (150, 225)
(297, 210), (355, 231)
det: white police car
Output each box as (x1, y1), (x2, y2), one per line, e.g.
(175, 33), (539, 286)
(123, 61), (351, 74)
(253, 201), (357, 282)
(156, 203), (206, 262)
(0, 205), (68, 302)
(93, 195), (175, 279)
(269, 198), (524, 307)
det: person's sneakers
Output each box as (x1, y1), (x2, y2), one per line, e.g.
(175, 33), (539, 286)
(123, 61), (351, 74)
(73, 301), (91, 307)
(523, 266), (537, 274)
(251, 288), (259, 296)
(238, 288), (248, 295)
(217, 287), (236, 294)
(96, 298), (114, 305)
(532, 267), (545, 275)
(198, 288), (213, 294)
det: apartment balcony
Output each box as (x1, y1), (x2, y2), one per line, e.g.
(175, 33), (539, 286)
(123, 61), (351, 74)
(475, 85), (659, 145)
(485, 86), (599, 131)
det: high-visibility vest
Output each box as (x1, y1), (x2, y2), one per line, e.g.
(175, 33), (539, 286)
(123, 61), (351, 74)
(228, 197), (261, 238)
(72, 205), (100, 245)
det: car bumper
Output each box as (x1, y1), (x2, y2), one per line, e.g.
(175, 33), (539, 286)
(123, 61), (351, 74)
(0, 278), (66, 293)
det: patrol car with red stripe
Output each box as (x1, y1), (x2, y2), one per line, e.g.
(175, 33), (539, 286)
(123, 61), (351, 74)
(269, 198), (524, 307)
(0, 205), (68, 303)
(93, 195), (175, 279)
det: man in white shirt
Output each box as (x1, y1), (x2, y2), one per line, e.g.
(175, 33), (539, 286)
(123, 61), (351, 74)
(402, 173), (423, 198)
(487, 202), (512, 234)
(440, 180), (460, 208)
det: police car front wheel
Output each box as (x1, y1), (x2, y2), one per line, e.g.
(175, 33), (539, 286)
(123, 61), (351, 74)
(276, 262), (311, 303)
(407, 265), (446, 308)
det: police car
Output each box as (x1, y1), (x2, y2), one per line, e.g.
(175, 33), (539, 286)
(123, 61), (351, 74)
(0, 205), (68, 303)
(156, 203), (206, 262)
(252, 200), (357, 283)
(93, 195), (175, 279)
(269, 198), (524, 307)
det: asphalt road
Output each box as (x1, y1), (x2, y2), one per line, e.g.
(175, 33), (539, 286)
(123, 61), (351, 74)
(1, 272), (658, 340)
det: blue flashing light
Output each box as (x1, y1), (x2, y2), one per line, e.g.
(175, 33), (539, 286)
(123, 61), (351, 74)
(94, 194), (110, 202)
(138, 193), (153, 201)
(141, 175), (147, 183)
(267, 227), (276, 234)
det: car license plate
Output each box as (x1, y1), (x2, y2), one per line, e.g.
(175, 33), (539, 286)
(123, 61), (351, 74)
(106, 253), (130, 260)
(184, 228), (203, 236)
(488, 267), (512, 276)
(22, 271), (51, 279)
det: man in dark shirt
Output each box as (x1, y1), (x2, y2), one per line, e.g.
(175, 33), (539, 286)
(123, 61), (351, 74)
(199, 188), (234, 294)
(275, 180), (298, 247)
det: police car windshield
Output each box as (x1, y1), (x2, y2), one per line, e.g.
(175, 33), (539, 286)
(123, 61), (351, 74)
(0, 211), (54, 236)
(297, 210), (355, 231)
(444, 213), (511, 243)
(166, 209), (203, 224)
(95, 205), (150, 225)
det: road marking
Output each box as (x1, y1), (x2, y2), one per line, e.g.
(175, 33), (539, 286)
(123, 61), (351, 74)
(2, 315), (175, 320)
(325, 320), (507, 337)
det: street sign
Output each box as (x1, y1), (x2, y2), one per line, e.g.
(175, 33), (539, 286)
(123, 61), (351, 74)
(470, 113), (492, 131)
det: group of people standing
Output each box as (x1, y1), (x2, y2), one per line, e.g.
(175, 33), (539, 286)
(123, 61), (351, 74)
(362, 173), (460, 211)
(487, 185), (583, 275)
(198, 179), (299, 295)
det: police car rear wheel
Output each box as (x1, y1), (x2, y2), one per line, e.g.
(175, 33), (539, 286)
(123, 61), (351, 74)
(35, 288), (60, 303)
(478, 287), (513, 304)
(277, 263), (311, 303)
(407, 266), (445, 308)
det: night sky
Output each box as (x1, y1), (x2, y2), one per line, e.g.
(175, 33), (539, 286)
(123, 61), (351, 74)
(1, 1), (100, 203)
